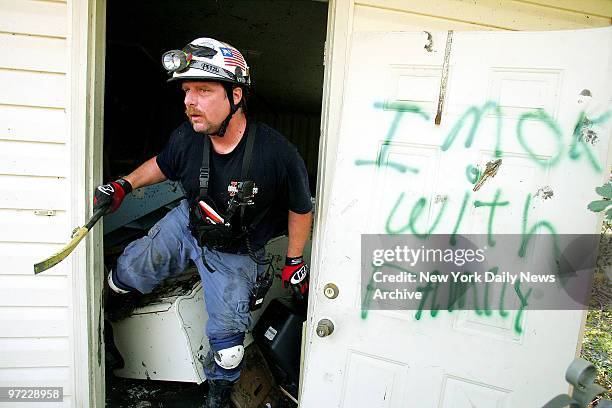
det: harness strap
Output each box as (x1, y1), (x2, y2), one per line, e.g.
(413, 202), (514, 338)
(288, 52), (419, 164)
(198, 135), (211, 198)
(239, 123), (256, 222)
(197, 122), (257, 217)
(241, 123), (256, 179)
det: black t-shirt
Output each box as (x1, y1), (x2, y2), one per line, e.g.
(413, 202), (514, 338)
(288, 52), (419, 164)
(156, 121), (312, 252)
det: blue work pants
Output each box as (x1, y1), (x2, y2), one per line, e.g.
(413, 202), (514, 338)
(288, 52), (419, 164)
(113, 200), (265, 381)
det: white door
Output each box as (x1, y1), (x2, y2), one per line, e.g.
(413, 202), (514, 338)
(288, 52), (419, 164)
(302, 28), (612, 407)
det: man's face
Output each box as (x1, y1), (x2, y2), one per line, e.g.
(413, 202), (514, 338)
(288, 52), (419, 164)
(182, 81), (231, 135)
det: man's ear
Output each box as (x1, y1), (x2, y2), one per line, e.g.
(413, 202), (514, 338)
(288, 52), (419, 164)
(232, 87), (243, 106)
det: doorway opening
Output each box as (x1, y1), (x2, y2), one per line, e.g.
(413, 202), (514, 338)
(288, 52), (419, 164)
(102, 1), (328, 406)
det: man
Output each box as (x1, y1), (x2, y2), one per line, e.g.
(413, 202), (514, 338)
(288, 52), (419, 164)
(94, 37), (312, 408)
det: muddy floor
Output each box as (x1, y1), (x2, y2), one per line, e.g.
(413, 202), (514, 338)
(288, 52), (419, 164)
(105, 373), (297, 408)
(106, 375), (207, 408)
(105, 342), (298, 408)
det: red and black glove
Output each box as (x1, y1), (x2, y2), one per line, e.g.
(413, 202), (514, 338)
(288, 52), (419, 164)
(93, 178), (132, 214)
(282, 256), (309, 300)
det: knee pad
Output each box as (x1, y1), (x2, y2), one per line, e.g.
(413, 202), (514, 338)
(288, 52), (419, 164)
(107, 269), (131, 294)
(213, 344), (244, 370)
(209, 332), (245, 371)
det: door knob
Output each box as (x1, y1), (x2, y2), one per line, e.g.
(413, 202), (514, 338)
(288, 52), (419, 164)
(316, 318), (335, 337)
(323, 283), (339, 299)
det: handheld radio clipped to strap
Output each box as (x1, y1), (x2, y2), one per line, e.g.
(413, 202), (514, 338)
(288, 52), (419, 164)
(189, 123), (258, 251)
(188, 123), (273, 310)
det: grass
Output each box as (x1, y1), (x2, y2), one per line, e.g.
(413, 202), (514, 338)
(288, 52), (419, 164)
(581, 285), (612, 403)
(580, 221), (612, 404)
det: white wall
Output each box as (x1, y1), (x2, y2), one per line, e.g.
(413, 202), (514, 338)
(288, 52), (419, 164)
(0, 0), (75, 406)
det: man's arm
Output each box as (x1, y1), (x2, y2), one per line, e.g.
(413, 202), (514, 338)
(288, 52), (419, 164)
(123, 156), (167, 189)
(282, 210), (313, 299)
(286, 210), (312, 257)
(93, 156), (168, 214)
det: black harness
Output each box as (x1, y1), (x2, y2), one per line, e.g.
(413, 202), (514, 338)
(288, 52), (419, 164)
(190, 122), (274, 307)
(189, 122), (270, 265)
(197, 122), (256, 199)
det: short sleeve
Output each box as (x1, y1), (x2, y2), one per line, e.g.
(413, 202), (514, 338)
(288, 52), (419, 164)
(285, 146), (313, 214)
(156, 123), (187, 181)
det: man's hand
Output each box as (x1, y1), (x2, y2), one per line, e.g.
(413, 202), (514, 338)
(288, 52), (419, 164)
(282, 256), (309, 300)
(93, 178), (132, 214)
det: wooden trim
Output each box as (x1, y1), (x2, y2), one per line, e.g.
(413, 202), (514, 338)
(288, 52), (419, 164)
(514, 0), (612, 19)
(306, 0), (354, 389)
(313, 0), (354, 241)
(68, 0), (106, 405)
(355, 0), (610, 30)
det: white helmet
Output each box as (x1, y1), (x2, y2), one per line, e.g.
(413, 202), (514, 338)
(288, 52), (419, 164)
(162, 37), (250, 87)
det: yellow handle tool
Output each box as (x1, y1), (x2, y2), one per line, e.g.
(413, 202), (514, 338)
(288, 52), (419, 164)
(34, 206), (107, 274)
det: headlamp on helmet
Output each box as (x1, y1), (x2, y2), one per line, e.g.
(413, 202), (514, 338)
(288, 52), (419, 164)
(162, 44), (219, 75)
(161, 50), (191, 73)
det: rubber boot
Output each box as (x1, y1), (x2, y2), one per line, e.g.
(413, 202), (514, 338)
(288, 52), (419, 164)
(204, 379), (233, 408)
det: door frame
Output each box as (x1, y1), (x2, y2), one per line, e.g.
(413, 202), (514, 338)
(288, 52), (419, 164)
(302, 0), (354, 399)
(69, 0), (107, 405)
(314, 0), (353, 212)
(72, 0), (343, 404)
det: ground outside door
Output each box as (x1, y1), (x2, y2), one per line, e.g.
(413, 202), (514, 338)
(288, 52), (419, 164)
(301, 28), (612, 407)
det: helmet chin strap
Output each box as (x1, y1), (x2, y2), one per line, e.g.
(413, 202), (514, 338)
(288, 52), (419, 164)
(214, 83), (241, 138)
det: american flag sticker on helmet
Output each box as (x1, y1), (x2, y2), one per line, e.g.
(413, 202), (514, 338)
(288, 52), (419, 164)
(220, 47), (246, 70)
